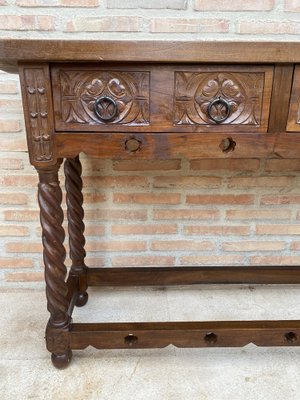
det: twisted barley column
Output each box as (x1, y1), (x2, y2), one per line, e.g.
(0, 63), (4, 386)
(64, 156), (88, 306)
(37, 163), (69, 328)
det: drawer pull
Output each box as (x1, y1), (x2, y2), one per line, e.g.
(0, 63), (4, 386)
(125, 138), (142, 153)
(94, 95), (118, 122)
(207, 96), (231, 124)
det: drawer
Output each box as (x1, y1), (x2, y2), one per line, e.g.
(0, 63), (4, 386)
(287, 65), (300, 131)
(51, 64), (273, 133)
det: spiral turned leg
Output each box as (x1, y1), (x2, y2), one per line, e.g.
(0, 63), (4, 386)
(64, 156), (88, 307)
(37, 161), (72, 369)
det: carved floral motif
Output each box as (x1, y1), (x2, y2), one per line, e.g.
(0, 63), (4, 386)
(174, 71), (264, 126)
(59, 70), (150, 125)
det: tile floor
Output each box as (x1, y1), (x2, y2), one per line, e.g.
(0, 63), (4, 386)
(1, 285), (300, 399)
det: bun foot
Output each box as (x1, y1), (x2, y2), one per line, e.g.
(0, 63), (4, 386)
(75, 291), (88, 307)
(51, 348), (72, 369)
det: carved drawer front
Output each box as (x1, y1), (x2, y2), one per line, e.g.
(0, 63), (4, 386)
(287, 65), (300, 132)
(51, 65), (150, 132)
(174, 66), (273, 133)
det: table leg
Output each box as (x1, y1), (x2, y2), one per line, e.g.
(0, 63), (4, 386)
(64, 155), (88, 307)
(36, 160), (72, 369)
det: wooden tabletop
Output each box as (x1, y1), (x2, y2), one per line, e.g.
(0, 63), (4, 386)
(0, 39), (300, 72)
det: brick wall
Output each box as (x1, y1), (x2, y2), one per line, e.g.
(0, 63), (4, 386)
(1, 0), (300, 287)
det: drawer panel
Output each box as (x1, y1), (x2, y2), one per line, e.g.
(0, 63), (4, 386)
(287, 65), (300, 131)
(52, 64), (273, 133)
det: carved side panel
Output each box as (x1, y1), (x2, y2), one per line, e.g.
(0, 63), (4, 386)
(287, 65), (300, 132)
(55, 69), (150, 127)
(19, 64), (56, 165)
(174, 71), (265, 126)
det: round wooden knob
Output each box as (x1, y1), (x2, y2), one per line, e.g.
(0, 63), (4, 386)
(125, 138), (142, 152)
(219, 137), (236, 153)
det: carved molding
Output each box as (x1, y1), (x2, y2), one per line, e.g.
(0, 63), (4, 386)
(22, 66), (55, 163)
(174, 71), (264, 126)
(58, 69), (150, 126)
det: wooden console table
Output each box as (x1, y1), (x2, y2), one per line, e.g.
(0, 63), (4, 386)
(2, 39), (300, 368)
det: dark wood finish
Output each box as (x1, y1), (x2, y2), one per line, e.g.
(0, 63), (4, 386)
(287, 65), (300, 132)
(87, 266), (300, 286)
(70, 321), (300, 349)
(4, 39), (300, 367)
(64, 156), (88, 307)
(52, 64), (272, 133)
(268, 64), (294, 133)
(36, 161), (72, 369)
(1, 40), (300, 72)
(19, 63), (57, 167)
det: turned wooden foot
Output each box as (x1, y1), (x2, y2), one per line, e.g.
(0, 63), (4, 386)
(75, 291), (88, 307)
(51, 348), (72, 369)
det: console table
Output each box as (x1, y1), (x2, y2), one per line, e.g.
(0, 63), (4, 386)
(2, 39), (300, 368)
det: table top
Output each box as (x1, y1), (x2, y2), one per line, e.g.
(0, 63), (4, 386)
(1, 39), (300, 72)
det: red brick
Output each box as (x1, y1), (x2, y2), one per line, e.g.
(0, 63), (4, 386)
(0, 82), (18, 94)
(0, 258), (33, 269)
(154, 176), (221, 189)
(0, 119), (21, 132)
(0, 175), (37, 186)
(66, 16), (142, 32)
(0, 226), (29, 236)
(0, 99), (22, 112)
(228, 176), (295, 188)
(195, 0), (274, 11)
(113, 159), (181, 171)
(285, 0), (300, 12)
(0, 15), (55, 31)
(112, 255), (175, 267)
(0, 158), (23, 170)
(187, 194), (254, 205)
(184, 225), (250, 236)
(4, 210), (39, 222)
(16, 0), (99, 5)
(6, 242), (42, 253)
(84, 209), (147, 221)
(151, 240), (215, 251)
(84, 176), (148, 188)
(85, 241), (146, 252)
(84, 226), (105, 236)
(256, 225), (300, 235)
(265, 159), (300, 171)
(107, 0), (186, 9)
(180, 255), (244, 265)
(290, 242), (300, 250)
(112, 224), (177, 235)
(0, 193), (27, 204)
(238, 21), (300, 35)
(0, 137), (27, 152)
(6, 272), (44, 282)
(154, 209), (219, 220)
(84, 193), (106, 204)
(113, 193), (181, 205)
(85, 257), (105, 267)
(250, 256), (300, 265)
(150, 18), (229, 33)
(261, 195), (300, 205)
(221, 241), (285, 252)
(227, 209), (291, 220)
(190, 159), (260, 171)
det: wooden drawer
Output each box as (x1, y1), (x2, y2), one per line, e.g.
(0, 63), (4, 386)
(287, 65), (300, 131)
(51, 64), (273, 133)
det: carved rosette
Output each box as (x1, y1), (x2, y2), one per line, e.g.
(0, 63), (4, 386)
(64, 157), (86, 275)
(37, 168), (69, 327)
(22, 66), (55, 163)
(59, 70), (150, 125)
(174, 71), (264, 126)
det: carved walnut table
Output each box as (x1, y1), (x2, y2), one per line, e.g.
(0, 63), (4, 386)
(1, 39), (300, 368)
